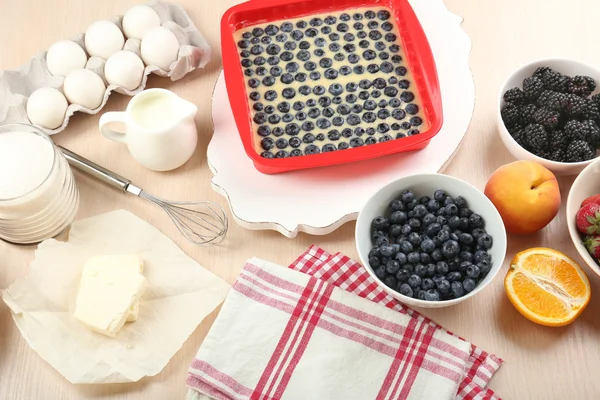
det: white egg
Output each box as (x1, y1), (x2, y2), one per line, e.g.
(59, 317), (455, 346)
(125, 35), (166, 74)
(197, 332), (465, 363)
(141, 26), (179, 71)
(46, 40), (88, 77)
(122, 5), (161, 40)
(104, 51), (145, 90)
(84, 20), (124, 59)
(63, 69), (106, 109)
(27, 87), (68, 129)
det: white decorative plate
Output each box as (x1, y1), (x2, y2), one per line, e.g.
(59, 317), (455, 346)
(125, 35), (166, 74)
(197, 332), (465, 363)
(208, 0), (474, 238)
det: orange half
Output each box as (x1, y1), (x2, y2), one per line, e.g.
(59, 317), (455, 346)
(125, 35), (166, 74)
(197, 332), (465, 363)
(504, 247), (591, 327)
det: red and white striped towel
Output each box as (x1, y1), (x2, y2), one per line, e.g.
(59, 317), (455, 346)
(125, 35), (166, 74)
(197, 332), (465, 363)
(186, 246), (502, 400)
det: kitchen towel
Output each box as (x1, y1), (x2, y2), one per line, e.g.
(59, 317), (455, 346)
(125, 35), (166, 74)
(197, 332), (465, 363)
(186, 246), (502, 400)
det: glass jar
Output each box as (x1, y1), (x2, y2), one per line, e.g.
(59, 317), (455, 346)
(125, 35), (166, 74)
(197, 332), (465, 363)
(0, 123), (79, 244)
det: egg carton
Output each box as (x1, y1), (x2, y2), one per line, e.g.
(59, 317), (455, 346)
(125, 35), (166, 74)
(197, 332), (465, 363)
(0, 0), (211, 135)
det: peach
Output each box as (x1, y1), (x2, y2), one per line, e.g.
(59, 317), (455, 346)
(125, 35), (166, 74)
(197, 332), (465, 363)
(484, 161), (560, 234)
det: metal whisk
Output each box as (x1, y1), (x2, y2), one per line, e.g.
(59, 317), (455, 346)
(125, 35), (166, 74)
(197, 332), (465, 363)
(59, 146), (228, 245)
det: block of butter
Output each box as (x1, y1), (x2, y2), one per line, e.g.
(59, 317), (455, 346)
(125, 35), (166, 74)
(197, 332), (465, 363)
(73, 255), (147, 337)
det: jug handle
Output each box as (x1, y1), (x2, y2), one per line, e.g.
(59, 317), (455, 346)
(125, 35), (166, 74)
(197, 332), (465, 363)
(99, 112), (127, 143)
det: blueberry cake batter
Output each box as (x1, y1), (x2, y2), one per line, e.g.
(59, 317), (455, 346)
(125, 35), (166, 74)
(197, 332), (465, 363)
(235, 8), (427, 158)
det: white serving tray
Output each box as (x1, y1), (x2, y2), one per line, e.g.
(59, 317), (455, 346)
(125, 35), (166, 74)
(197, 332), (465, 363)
(207, 0), (474, 238)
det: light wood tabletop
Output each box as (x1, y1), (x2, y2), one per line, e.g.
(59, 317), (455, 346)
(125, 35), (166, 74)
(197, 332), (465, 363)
(2, 0), (600, 399)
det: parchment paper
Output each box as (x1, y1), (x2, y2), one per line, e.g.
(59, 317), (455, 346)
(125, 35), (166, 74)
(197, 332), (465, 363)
(0, 0), (212, 135)
(1, 210), (231, 384)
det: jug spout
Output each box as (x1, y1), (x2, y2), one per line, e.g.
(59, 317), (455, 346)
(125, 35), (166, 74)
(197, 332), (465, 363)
(178, 98), (198, 121)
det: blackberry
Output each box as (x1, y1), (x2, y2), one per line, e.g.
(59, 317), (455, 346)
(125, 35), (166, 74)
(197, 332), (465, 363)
(565, 120), (588, 141)
(536, 90), (566, 111)
(503, 87), (526, 105)
(566, 140), (595, 162)
(584, 120), (600, 148)
(549, 129), (568, 150)
(520, 104), (537, 125)
(533, 66), (554, 79)
(563, 93), (587, 119)
(548, 148), (567, 162)
(584, 99), (600, 120)
(522, 76), (544, 100)
(532, 107), (560, 131)
(500, 102), (521, 131)
(541, 70), (572, 93)
(592, 93), (600, 108)
(523, 124), (548, 150)
(569, 75), (596, 97)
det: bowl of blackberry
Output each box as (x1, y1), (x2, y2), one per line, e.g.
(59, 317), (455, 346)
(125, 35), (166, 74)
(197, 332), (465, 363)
(355, 173), (507, 308)
(498, 58), (600, 175)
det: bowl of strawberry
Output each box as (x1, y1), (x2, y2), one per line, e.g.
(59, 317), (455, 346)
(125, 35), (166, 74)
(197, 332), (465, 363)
(355, 173), (507, 308)
(568, 157), (600, 275)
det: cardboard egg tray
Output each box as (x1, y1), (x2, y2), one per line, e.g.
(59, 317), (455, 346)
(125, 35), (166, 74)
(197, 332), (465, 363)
(0, 0), (211, 135)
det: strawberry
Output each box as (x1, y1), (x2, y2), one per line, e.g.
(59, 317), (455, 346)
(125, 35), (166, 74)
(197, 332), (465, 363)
(581, 194), (600, 208)
(584, 234), (600, 259)
(576, 203), (600, 234)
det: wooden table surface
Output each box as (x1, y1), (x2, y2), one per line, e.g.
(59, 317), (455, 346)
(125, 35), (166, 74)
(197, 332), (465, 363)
(2, 0), (600, 399)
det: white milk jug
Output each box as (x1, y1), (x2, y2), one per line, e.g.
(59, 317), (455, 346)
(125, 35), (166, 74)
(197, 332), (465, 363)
(99, 88), (198, 171)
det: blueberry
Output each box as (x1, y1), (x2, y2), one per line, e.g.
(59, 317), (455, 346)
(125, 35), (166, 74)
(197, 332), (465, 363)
(407, 232), (420, 245)
(261, 151), (274, 158)
(348, 137), (362, 147)
(401, 190), (415, 203)
(325, 15), (337, 24)
(459, 208), (473, 218)
(311, 86), (325, 96)
(266, 43), (281, 55)
(375, 41), (387, 51)
(395, 251), (408, 265)
(369, 256), (380, 268)
(263, 106), (275, 114)
(304, 144), (320, 155)
(377, 9), (391, 20)
(431, 249), (443, 261)
(459, 251), (473, 262)
(316, 133), (325, 141)
(261, 136), (275, 150)
(450, 281), (465, 298)
(265, 24), (279, 36)
(419, 196), (430, 205)
(253, 102), (264, 113)
(392, 109), (406, 120)
(250, 45), (264, 56)
(257, 125), (272, 137)
(445, 204), (459, 216)
(414, 264), (428, 278)
(253, 112), (266, 124)
(276, 33), (288, 42)
(398, 283), (413, 297)
(299, 40), (310, 50)
(390, 211), (407, 225)
(478, 260), (492, 276)
(418, 277), (434, 291)
(366, 127), (376, 135)
(310, 71), (321, 80)
(365, 10), (376, 19)
(442, 240), (460, 257)
(383, 86), (398, 97)
(323, 143), (337, 153)
(268, 114), (281, 124)
(467, 214), (484, 229)
(412, 205), (427, 218)
(343, 33), (356, 42)
(340, 13), (351, 21)
(262, 76), (276, 87)
(477, 234), (493, 250)
(384, 275), (397, 289)
(389, 44), (400, 52)
(299, 85), (311, 95)
(358, 39), (370, 49)
(396, 269), (410, 283)
(364, 99), (377, 110)
(447, 271), (462, 282)
(458, 233), (473, 246)
(302, 133), (315, 143)
(421, 239), (435, 253)
(285, 123), (300, 136)
(375, 266), (387, 279)
(346, 54), (360, 65)
(409, 117), (422, 127)
(338, 142), (350, 150)
(325, 68), (339, 79)
(320, 26), (331, 35)
(473, 250), (491, 263)
(408, 274), (422, 289)
(274, 127), (285, 138)
(302, 121), (315, 131)
(462, 278), (476, 293)
(252, 27), (264, 37)
(400, 121), (412, 130)
(465, 264), (481, 279)
(386, 260), (401, 274)
(457, 218), (469, 230)
(308, 107), (321, 119)
(436, 229), (450, 243)
(340, 66), (352, 75)
(405, 103), (419, 115)
(329, 32), (340, 41)
(407, 251), (421, 264)
(367, 20), (379, 29)
(369, 30), (383, 41)
(327, 130), (341, 141)
(435, 261), (449, 275)
(241, 59), (253, 68)
(297, 50), (311, 61)
(363, 49), (377, 60)
(282, 114), (293, 123)
(337, 23), (349, 32)
(242, 31), (252, 39)
(322, 107), (335, 117)
(381, 21), (394, 31)
(352, 104), (363, 114)
(275, 150), (289, 158)
(395, 66), (407, 76)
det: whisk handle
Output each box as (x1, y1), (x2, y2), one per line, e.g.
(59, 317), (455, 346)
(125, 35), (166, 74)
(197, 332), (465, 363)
(58, 146), (131, 193)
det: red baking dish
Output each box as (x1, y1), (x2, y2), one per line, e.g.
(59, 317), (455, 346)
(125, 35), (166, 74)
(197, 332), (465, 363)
(221, 0), (443, 174)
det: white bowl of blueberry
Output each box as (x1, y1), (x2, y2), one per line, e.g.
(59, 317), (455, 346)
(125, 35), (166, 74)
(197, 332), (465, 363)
(355, 173), (507, 308)
(498, 58), (600, 175)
